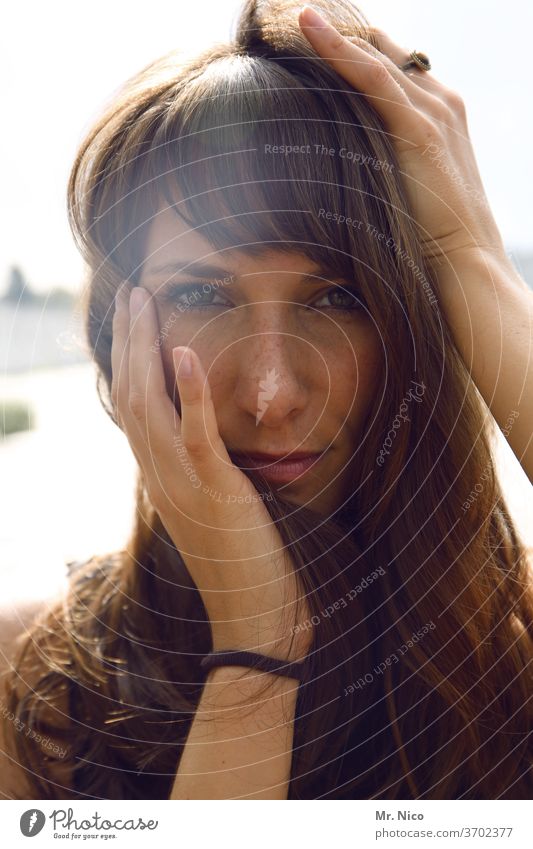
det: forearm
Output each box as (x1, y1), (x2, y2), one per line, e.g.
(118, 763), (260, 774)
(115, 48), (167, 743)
(436, 249), (533, 482)
(169, 666), (299, 800)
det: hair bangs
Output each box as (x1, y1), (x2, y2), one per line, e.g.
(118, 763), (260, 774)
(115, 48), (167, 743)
(131, 52), (390, 286)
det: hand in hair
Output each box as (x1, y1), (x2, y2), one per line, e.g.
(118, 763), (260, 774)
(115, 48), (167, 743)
(299, 5), (533, 483)
(299, 6), (505, 269)
(111, 284), (312, 662)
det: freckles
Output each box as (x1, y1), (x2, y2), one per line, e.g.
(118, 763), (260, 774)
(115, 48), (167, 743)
(323, 328), (382, 422)
(159, 326), (225, 396)
(327, 327), (381, 386)
(352, 322), (383, 379)
(355, 340), (383, 389)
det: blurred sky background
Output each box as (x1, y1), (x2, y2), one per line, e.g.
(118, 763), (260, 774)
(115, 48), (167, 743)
(3, 0), (533, 294)
(1, 0), (532, 606)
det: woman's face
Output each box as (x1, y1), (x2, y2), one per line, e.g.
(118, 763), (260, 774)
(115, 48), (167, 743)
(137, 201), (383, 516)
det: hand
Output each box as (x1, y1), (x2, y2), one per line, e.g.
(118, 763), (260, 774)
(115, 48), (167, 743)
(111, 284), (312, 661)
(298, 6), (507, 272)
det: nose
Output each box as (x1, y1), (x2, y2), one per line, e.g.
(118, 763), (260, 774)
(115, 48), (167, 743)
(231, 324), (312, 427)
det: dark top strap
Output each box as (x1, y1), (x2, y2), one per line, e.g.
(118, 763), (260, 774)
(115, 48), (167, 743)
(200, 650), (307, 681)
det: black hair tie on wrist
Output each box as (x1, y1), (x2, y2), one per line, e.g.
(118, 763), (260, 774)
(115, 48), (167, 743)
(200, 650), (307, 681)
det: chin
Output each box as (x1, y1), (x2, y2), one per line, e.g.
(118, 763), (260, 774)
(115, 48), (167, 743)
(284, 488), (342, 517)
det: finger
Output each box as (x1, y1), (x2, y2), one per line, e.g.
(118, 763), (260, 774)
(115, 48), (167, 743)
(172, 345), (231, 474)
(125, 285), (194, 511)
(353, 27), (449, 105)
(111, 283), (151, 475)
(111, 282), (132, 431)
(348, 34), (451, 125)
(127, 286), (179, 455)
(299, 6), (428, 140)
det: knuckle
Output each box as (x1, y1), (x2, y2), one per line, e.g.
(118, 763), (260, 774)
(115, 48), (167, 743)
(328, 30), (347, 52)
(179, 388), (203, 408)
(368, 59), (391, 87)
(182, 436), (207, 459)
(431, 101), (451, 124)
(443, 87), (466, 114)
(418, 118), (442, 148)
(128, 390), (147, 421)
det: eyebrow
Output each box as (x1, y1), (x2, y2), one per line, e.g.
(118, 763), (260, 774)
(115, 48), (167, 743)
(142, 259), (343, 287)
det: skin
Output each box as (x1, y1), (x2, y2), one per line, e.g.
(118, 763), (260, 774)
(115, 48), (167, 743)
(113, 4), (533, 800)
(136, 202), (383, 518)
(112, 201), (382, 659)
(299, 7), (533, 483)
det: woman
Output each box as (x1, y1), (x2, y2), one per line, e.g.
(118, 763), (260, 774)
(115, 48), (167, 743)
(2, 0), (532, 800)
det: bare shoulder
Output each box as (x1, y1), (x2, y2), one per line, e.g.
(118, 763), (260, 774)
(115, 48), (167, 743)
(0, 595), (73, 799)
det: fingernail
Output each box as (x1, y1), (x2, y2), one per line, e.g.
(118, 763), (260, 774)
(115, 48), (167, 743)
(300, 6), (330, 30)
(130, 287), (145, 316)
(175, 347), (193, 378)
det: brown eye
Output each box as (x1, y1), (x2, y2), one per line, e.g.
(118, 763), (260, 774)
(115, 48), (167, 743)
(160, 283), (229, 311)
(312, 286), (365, 312)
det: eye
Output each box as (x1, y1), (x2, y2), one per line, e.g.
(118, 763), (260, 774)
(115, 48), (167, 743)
(159, 283), (230, 311)
(157, 281), (366, 313)
(311, 285), (365, 312)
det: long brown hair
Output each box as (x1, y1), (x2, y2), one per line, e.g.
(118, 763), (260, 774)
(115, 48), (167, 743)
(4, 0), (532, 799)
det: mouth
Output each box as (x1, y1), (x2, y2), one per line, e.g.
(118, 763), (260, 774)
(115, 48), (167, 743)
(229, 449), (327, 484)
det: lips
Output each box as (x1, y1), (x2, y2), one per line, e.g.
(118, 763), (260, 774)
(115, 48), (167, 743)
(235, 450), (320, 461)
(230, 450), (326, 484)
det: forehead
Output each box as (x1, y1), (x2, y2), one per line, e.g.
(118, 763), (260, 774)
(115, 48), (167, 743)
(140, 201), (318, 278)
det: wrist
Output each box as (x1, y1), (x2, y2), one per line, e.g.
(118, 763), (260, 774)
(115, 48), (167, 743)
(210, 609), (313, 662)
(200, 663), (301, 714)
(211, 632), (312, 664)
(435, 246), (528, 292)
(204, 663), (299, 686)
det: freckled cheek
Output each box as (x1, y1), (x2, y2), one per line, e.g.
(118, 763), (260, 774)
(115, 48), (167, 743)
(157, 321), (223, 399)
(327, 333), (383, 430)
(155, 311), (383, 421)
